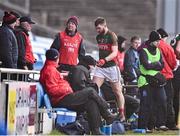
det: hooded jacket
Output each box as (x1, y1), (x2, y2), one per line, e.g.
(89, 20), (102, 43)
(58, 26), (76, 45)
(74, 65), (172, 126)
(15, 26), (35, 68)
(158, 39), (177, 79)
(40, 60), (73, 107)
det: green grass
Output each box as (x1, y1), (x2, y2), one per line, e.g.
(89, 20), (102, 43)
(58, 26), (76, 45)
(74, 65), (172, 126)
(49, 129), (179, 135)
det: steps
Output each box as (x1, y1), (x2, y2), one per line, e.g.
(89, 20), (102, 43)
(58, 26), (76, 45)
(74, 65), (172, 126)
(30, 0), (156, 48)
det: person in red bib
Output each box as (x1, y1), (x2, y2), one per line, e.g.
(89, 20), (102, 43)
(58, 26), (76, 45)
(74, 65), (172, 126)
(51, 16), (86, 71)
(15, 16), (36, 70)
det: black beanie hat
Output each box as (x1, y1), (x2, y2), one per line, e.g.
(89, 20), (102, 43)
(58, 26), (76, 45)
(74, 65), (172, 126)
(67, 16), (79, 27)
(157, 28), (168, 38)
(45, 48), (59, 60)
(149, 31), (161, 43)
(3, 11), (17, 24)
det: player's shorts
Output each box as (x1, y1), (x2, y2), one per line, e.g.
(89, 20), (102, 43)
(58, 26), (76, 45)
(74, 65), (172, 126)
(93, 65), (121, 83)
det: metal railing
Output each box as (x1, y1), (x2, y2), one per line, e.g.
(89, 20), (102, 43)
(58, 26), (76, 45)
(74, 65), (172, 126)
(0, 68), (40, 82)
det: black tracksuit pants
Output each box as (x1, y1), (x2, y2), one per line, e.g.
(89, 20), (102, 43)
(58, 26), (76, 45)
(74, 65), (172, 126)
(138, 85), (167, 129)
(164, 79), (176, 128)
(57, 87), (109, 131)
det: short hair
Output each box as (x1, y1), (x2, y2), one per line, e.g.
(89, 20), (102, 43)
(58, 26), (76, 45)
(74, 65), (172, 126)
(130, 36), (141, 42)
(94, 17), (106, 27)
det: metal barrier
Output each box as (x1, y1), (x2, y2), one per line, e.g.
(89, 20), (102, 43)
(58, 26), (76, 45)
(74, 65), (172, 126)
(0, 68), (40, 82)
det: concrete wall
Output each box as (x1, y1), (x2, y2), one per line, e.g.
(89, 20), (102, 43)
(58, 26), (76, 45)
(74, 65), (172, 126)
(30, 0), (156, 43)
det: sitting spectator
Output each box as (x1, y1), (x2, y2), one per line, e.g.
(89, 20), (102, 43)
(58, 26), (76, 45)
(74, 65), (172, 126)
(39, 48), (117, 135)
(67, 55), (97, 91)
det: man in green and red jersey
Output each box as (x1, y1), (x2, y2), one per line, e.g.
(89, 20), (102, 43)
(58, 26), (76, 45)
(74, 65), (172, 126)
(93, 17), (125, 121)
(51, 16), (86, 71)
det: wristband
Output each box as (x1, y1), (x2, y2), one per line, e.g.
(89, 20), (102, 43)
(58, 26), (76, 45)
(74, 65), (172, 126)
(104, 58), (108, 63)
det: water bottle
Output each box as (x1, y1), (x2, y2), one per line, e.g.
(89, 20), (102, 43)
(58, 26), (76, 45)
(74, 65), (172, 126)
(133, 128), (146, 133)
(100, 120), (112, 135)
(100, 124), (112, 135)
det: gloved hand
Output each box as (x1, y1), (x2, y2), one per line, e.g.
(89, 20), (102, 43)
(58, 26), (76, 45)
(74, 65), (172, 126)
(97, 59), (106, 67)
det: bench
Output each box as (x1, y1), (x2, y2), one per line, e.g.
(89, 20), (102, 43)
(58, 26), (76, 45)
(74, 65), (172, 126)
(36, 83), (77, 134)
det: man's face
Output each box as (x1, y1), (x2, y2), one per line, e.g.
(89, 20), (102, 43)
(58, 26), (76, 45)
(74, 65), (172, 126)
(15, 18), (20, 27)
(95, 24), (105, 34)
(67, 21), (76, 32)
(21, 22), (32, 31)
(132, 39), (141, 50)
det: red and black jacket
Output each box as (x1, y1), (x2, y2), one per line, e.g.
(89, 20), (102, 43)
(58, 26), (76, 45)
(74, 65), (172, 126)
(15, 27), (35, 68)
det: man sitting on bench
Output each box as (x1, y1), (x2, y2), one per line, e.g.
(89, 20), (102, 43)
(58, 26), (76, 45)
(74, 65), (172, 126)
(39, 48), (117, 135)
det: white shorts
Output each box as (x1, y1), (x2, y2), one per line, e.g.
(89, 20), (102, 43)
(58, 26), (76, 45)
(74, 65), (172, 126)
(93, 66), (121, 83)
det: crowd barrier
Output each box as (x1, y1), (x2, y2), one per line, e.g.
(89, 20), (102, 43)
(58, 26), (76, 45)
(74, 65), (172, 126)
(0, 68), (39, 135)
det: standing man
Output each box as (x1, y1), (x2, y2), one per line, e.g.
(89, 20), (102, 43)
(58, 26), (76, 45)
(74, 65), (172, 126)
(15, 16), (36, 70)
(157, 28), (178, 130)
(0, 11), (18, 68)
(171, 34), (180, 127)
(93, 17), (125, 121)
(138, 31), (167, 132)
(51, 16), (86, 71)
(124, 36), (141, 98)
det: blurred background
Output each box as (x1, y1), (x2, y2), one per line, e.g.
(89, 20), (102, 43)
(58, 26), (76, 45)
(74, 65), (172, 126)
(0, 0), (179, 69)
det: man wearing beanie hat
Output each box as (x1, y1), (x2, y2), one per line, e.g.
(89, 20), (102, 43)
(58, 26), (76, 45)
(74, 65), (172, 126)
(51, 16), (86, 71)
(157, 28), (178, 130)
(40, 49), (117, 135)
(15, 16), (36, 70)
(46, 48), (59, 60)
(2, 11), (17, 25)
(0, 11), (18, 68)
(138, 31), (168, 132)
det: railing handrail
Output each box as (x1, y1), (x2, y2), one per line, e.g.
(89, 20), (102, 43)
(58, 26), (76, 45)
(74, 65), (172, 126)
(0, 68), (40, 74)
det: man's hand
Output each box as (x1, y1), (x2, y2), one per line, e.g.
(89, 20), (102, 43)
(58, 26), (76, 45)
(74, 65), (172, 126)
(97, 59), (106, 67)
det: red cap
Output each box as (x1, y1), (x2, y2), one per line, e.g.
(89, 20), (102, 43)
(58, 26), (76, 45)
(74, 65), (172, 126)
(3, 11), (17, 24)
